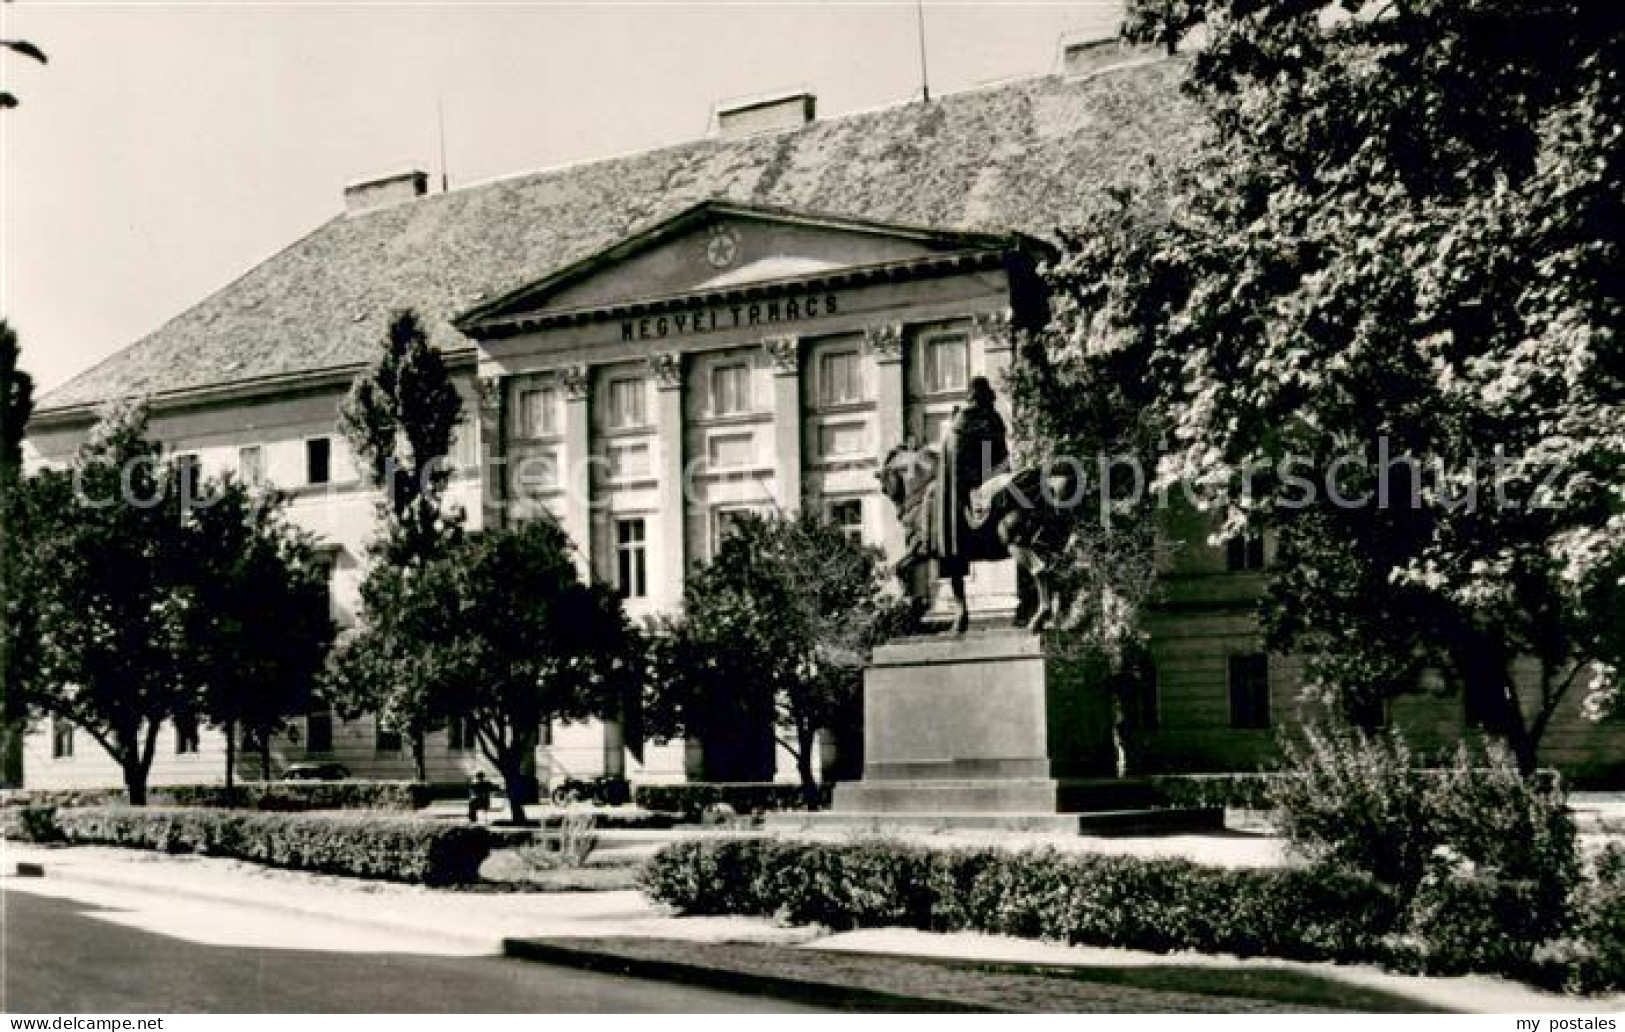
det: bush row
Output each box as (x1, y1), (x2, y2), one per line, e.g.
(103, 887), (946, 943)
(638, 837), (1625, 992)
(639, 838), (1396, 963)
(28, 806), (489, 885)
(632, 783), (830, 818)
(1143, 774), (1284, 811)
(2, 782), (432, 812)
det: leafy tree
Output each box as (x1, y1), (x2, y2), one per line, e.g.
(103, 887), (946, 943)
(14, 402), (193, 804)
(334, 309), (466, 778)
(1047, 0), (1624, 770)
(183, 478), (334, 786)
(1008, 194), (1179, 775)
(345, 518), (637, 824)
(0, 320), (35, 783)
(1121, 0), (1206, 55)
(645, 513), (910, 806)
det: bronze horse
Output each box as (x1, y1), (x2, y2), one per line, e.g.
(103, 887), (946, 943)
(877, 442), (1072, 634)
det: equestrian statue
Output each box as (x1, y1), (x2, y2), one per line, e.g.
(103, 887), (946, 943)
(876, 376), (1074, 635)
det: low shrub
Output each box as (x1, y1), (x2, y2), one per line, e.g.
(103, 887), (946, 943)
(1568, 844), (1625, 993)
(0, 805), (62, 842)
(1399, 862), (1556, 977)
(1144, 774), (1285, 811)
(1270, 729), (1575, 903)
(639, 838), (1397, 965)
(52, 807), (489, 885)
(632, 783), (830, 819)
(162, 781), (432, 812)
(2, 782), (431, 812)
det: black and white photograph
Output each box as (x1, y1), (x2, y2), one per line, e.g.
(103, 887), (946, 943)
(0, 0), (1622, 1022)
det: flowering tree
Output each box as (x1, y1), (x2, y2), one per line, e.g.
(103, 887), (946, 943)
(1046, 0), (1624, 770)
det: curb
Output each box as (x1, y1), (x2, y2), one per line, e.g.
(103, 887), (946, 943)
(0, 853), (498, 953)
(501, 938), (995, 1012)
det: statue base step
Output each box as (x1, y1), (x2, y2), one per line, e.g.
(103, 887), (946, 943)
(765, 806), (1225, 837)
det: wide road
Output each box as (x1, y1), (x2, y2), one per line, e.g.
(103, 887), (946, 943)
(0, 889), (822, 1013)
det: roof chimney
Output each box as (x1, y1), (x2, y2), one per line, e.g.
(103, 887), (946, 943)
(343, 170), (429, 215)
(1058, 32), (1154, 78)
(714, 89), (816, 138)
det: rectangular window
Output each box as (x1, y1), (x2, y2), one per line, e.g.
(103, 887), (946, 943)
(1226, 533), (1266, 571)
(607, 378), (647, 430)
(710, 363), (751, 416)
(616, 518), (648, 600)
(175, 716), (200, 755)
(519, 387), (560, 438)
(1228, 653), (1272, 729)
(305, 437), (332, 485)
(711, 507), (756, 557)
(306, 707), (333, 755)
(827, 498), (864, 543)
(922, 333), (969, 395)
(51, 717), (74, 759)
(447, 716), (477, 752)
(818, 350), (864, 406)
(238, 445), (264, 487)
(375, 722), (403, 755)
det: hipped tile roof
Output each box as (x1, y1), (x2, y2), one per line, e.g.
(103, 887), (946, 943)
(38, 58), (1199, 414)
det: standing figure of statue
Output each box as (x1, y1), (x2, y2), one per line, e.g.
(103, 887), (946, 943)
(878, 375), (1069, 635)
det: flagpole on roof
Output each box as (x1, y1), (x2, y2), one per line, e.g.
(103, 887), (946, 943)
(437, 93), (450, 193)
(916, 0), (932, 103)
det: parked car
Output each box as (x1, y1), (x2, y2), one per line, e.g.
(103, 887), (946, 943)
(281, 762), (349, 782)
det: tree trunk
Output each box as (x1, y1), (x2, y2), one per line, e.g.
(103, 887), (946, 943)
(122, 760), (148, 806)
(224, 720), (236, 791)
(1450, 628), (1538, 775)
(259, 731), (272, 781)
(497, 756), (529, 826)
(794, 725), (821, 811)
(413, 728), (427, 782)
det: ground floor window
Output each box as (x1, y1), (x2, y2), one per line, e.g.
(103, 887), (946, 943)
(375, 723), (403, 755)
(175, 716), (200, 755)
(1228, 653), (1271, 729)
(447, 716), (479, 752)
(306, 707), (333, 754)
(51, 717), (73, 759)
(825, 497), (864, 543)
(615, 517), (648, 599)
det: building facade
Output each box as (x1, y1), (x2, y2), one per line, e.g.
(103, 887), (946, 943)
(19, 46), (1624, 790)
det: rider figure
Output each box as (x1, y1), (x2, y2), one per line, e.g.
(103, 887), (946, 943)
(935, 376), (1009, 624)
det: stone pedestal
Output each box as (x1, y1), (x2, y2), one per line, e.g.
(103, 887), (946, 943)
(831, 630), (1121, 814)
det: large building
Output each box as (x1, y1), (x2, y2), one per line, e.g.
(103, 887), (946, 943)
(20, 40), (1624, 791)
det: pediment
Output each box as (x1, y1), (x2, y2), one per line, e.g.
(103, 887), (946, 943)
(455, 200), (1012, 337)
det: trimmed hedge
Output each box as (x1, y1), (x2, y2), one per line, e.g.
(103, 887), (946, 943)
(1144, 774), (1283, 811)
(639, 838), (1397, 964)
(632, 783), (830, 818)
(44, 806), (489, 885)
(2, 782), (431, 812)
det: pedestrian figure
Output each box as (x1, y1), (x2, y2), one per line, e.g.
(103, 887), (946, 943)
(468, 771), (494, 823)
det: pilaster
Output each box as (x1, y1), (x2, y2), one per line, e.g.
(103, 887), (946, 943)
(649, 351), (686, 608)
(764, 335), (803, 515)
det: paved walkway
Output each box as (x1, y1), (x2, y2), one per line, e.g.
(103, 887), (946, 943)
(4, 839), (1618, 1013)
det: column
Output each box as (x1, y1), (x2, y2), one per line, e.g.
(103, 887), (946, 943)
(559, 363), (593, 580)
(763, 335), (803, 515)
(475, 374), (506, 533)
(865, 322), (906, 561)
(649, 351), (686, 610)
